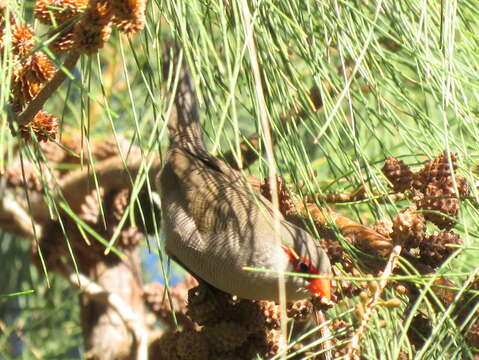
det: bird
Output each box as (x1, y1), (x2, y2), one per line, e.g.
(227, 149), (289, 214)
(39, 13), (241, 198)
(156, 55), (331, 302)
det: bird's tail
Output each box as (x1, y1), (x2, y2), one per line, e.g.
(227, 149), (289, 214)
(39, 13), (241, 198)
(162, 45), (206, 153)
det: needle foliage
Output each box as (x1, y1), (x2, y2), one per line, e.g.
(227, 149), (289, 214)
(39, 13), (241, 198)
(1, 0), (478, 359)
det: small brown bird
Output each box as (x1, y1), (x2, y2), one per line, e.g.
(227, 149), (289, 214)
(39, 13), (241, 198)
(157, 58), (331, 302)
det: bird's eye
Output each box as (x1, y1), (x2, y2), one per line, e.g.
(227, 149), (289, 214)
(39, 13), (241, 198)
(298, 261), (310, 273)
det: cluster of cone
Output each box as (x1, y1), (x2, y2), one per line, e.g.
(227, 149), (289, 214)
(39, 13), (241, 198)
(1, 0), (147, 142)
(0, 135), (147, 269)
(34, 0), (147, 55)
(144, 282), (315, 360)
(2, 134), (126, 192)
(381, 152), (479, 352)
(310, 151), (468, 287)
(0, 10), (58, 141)
(256, 153), (474, 356)
(381, 151), (467, 267)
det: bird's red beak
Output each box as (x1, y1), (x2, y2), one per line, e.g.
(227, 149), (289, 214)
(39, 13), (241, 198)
(307, 277), (331, 300)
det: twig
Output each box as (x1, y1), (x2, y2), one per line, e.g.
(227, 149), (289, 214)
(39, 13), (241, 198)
(346, 245), (402, 359)
(314, 308), (333, 360)
(311, 188), (407, 204)
(14, 51), (80, 127)
(294, 202), (394, 258)
(0, 194), (41, 238)
(245, 174), (393, 258)
(59, 265), (148, 360)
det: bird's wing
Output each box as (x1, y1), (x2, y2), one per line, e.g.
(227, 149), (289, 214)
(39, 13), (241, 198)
(161, 147), (280, 244)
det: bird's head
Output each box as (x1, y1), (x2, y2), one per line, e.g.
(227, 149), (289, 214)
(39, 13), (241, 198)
(282, 245), (331, 300)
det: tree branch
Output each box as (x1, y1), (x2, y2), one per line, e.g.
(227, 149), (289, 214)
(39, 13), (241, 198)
(0, 193), (42, 238)
(59, 264), (148, 360)
(14, 51), (80, 127)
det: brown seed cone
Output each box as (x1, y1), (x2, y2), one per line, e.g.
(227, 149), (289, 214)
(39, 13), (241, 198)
(11, 56), (55, 106)
(34, 0), (52, 24)
(92, 137), (121, 160)
(286, 299), (313, 322)
(39, 141), (67, 163)
(235, 299), (281, 332)
(142, 282), (165, 312)
(20, 111), (59, 142)
(49, 29), (75, 53)
(186, 286), (228, 326)
(240, 329), (281, 359)
(425, 174), (469, 198)
(73, 0), (112, 55)
(11, 23), (34, 57)
(263, 329), (281, 358)
(28, 52), (57, 83)
(372, 219), (393, 238)
(73, 18), (112, 55)
(35, 0), (89, 25)
(110, 0), (146, 34)
(143, 279), (196, 331)
(111, 188), (130, 221)
(119, 226), (143, 248)
(382, 157), (414, 192)
(391, 205), (425, 249)
(235, 335), (268, 359)
(154, 331), (181, 360)
(414, 151), (457, 192)
(410, 172), (428, 194)
(332, 344), (350, 358)
(11, 66), (42, 105)
(79, 186), (104, 224)
(425, 175), (466, 197)
(320, 238), (344, 265)
(176, 330), (210, 360)
(455, 175), (470, 197)
(258, 301), (281, 330)
(419, 231), (462, 268)
(235, 300), (266, 332)
(3, 161), (43, 192)
(186, 297), (219, 326)
(260, 176), (295, 217)
(85, 0), (113, 27)
(417, 178), (460, 229)
(203, 321), (249, 352)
